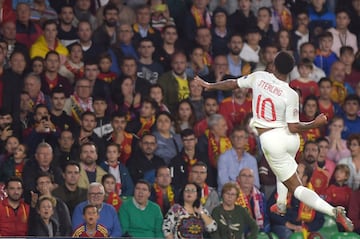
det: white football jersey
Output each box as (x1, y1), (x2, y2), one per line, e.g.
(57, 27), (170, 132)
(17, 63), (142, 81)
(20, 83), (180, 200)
(237, 71), (300, 128)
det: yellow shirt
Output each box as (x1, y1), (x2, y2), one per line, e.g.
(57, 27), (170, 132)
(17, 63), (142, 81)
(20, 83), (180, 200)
(174, 75), (189, 100)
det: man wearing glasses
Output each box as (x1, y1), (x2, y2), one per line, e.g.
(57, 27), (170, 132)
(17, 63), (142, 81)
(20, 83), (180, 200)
(72, 182), (122, 237)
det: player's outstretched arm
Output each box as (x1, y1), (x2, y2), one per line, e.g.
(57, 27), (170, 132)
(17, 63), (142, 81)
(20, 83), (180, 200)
(194, 76), (239, 91)
(288, 113), (328, 134)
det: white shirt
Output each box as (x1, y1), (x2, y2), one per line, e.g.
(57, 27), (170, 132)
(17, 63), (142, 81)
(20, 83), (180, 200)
(237, 71), (300, 128)
(240, 43), (260, 63)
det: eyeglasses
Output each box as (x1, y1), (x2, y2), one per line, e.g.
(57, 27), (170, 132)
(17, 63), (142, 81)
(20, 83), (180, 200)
(224, 192), (238, 197)
(191, 171), (207, 175)
(184, 188), (197, 193)
(88, 192), (104, 197)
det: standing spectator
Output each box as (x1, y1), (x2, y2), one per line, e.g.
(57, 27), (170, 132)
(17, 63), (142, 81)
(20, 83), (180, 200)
(211, 182), (259, 239)
(162, 183), (217, 239)
(15, 3), (42, 48)
(0, 177), (29, 236)
(57, 5), (78, 47)
(72, 182), (122, 237)
(119, 180), (163, 238)
(40, 51), (73, 97)
(314, 31), (338, 76)
(52, 161), (88, 216)
(217, 126), (259, 194)
(137, 38), (164, 85)
(77, 142), (107, 189)
(30, 19), (69, 64)
(64, 78), (93, 125)
(228, 0), (257, 36)
(92, 3), (119, 50)
(328, 9), (358, 57)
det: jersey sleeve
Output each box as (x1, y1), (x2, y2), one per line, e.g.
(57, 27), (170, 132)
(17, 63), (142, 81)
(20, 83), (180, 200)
(285, 90), (300, 123)
(236, 72), (258, 89)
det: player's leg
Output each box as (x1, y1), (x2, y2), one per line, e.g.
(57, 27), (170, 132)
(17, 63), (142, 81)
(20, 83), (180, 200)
(283, 173), (354, 232)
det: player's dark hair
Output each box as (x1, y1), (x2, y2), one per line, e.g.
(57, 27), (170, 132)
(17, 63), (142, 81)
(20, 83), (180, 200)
(274, 51), (295, 75)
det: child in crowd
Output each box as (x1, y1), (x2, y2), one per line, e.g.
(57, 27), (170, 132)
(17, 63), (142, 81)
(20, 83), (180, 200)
(101, 174), (122, 211)
(31, 56), (45, 75)
(150, 0), (175, 32)
(59, 43), (84, 85)
(72, 204), (108, 238)
(314, 32), (338, 76)
(0, 143), (28, 182)
(92, 96), (112, 138)
(97, 53), (117, 84)
(100, 143), (134, 197)
(149, 84), (170, 112)
(325, 164), (352, 211)
(290, 58), (320, 105)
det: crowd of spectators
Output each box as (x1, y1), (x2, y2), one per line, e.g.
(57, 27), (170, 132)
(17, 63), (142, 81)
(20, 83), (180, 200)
(0, 0), (360, 238)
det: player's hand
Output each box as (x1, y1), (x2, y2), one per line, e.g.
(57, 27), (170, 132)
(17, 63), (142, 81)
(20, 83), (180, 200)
(314, 113), (328, 127)
(194, 76), (212, 91)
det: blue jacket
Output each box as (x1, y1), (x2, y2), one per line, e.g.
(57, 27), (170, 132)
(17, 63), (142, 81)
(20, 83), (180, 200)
(100, 162), (134, 196)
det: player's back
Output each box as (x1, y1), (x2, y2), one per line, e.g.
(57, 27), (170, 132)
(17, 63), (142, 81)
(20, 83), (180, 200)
(238, 71), (299, 129)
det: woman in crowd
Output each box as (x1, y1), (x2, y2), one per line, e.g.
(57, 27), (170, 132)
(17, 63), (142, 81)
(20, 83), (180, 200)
(211, 182), (259, 239)
(163, 183), (217, 239)
(174, 99), (197, 133)
(58, 43), (84, 85)
(326, 116), (351, 163)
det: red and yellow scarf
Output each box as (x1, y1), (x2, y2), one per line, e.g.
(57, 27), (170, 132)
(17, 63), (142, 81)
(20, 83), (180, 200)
(64, 61), (84, 80)
(205, 130), (232, 168)
(137, 116), (155, 137)
(106, 192), (122, 211)
(200, 184), (209, 205)
(235, 186), (265, 228)
(153, 183), (175, 210)
(190, 5), (211, 28)
(112, 132), (133, 165)
(70, 93), (93, 124)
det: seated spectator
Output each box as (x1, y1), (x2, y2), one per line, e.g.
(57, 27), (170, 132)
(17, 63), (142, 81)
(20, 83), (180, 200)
(150, 166), (175, 216)
(228, 0), (257, 36)
(329, 61), (355, 105)
(269, 163), (325, 239)
(52, 130), (78, 169)
(57, 5), (78, 47)
(270, 0), (293, 32)
(338, 134), (360, 191)
(325, 164), (352, 211)
(226, 33), (253, 77)
(0, 176), (30, 236)
(0, 143), (28, 182)
(240, 27), (262, 64)
(95, 0), (135, 26)
(119, 180), (163, 238)
(325, 116), (351, 164)
(97, 53), (117, 85)
(22, 142), (63, 203)
(92, 96), (112, 138)
(292, 10), (310, 53)
(76, 20), (104, 62)
(30, 19), (69, 64)
(153, 111), (183, 165)
(28, 195), (61, 237)
(101, 174), (122, 211)
(185, 45), (210, 79)
(211, 7), (231, 56)
(218, 126), (259, 194)
(31, 56), (44, 75)
(100, 143), (134, 197)
(52, 161), (88, 216)
(72, 204), (109, 237)
(189, 162), (220, 214)
(73, 0), (97, 29)
(58, 43), (85, 85)
(127, 133), (165, 184)
(29, 172), (72, 236)
(23, 73), (51, 110)
(194, 27), (213, 67)
(0, 135), (19, 167)
(341, 46), (360, 92)
(211, 182), (259, 239)
(317, 77), (340, 121)
(235, 168), (270, 232)
(162, 183), (217, 239)
(77, 142), (107, 189)
(155, 25), (180, 72)
(273, 29), (295, 58)
(72, 182), (122, 237)
(194, 96), (219, 137)
(186, 78), (204, 121)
